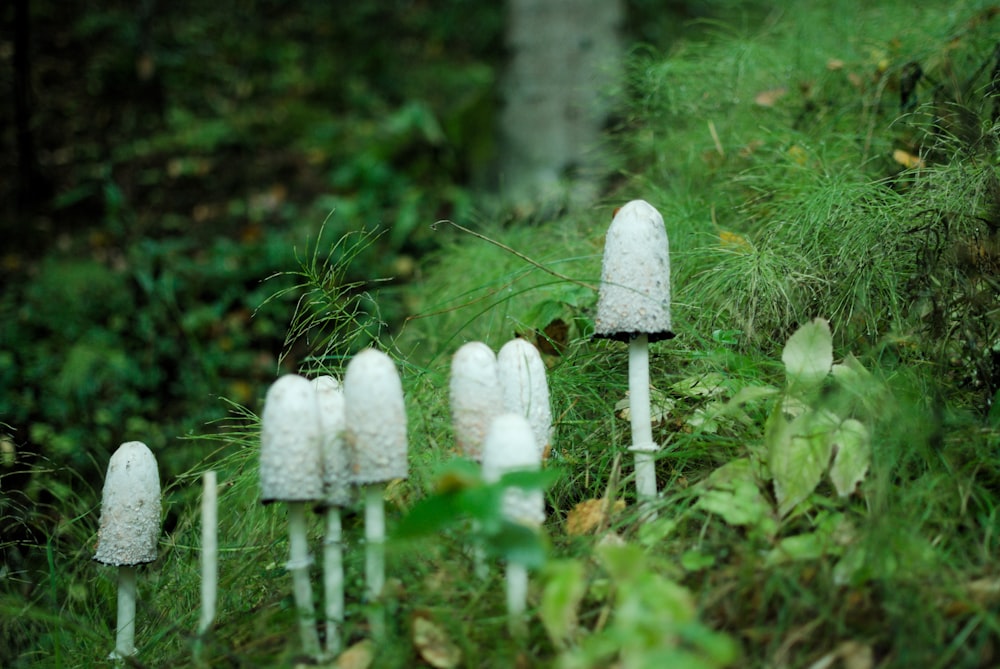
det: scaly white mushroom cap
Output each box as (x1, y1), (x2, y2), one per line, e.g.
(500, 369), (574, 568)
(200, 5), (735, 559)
(260, 374), (324, 503)
(482, 413), (545, 527)
(497, 338), (552, 460)
(593, 200), (674, 342)
(450, 341), (503, 461)
(94, 441), (161, 566)
(344, 349), (408, 484)
(313, 375), (352, 507)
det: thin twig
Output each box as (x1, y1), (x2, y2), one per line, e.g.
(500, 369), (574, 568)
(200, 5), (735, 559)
(432, 219), (598, 292)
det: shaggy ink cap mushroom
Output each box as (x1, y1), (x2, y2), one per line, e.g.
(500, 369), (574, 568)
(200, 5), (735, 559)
(313, 375), (352, 506)
(593, 199), (674, 342)
(95, 441), (161, 566)
(482, 413), (545, 527)
(497, 338), (553, 461)
(344, 348), (408, 483)
(260, 374), (323, 503)
(449, 341), (503, 462)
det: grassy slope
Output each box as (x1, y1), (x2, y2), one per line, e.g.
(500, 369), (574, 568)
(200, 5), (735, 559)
(5, 0), (1000, 666)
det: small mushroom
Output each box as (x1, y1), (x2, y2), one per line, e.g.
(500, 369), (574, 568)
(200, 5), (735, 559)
(260, 374), (323, 657)
(94, 441), (161, 660)
(481, 413), (544, 635)
(497, 337), (553, 461)
(593, 200), (674, 511)
(449, 341), (504, 461)
(343, 349), (408, 636)
(312, 374), (349, 657)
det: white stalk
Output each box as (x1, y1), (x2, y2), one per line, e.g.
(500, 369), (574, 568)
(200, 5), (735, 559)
(323, 507), (344, 657)
(199, 471), (218, 636)
(287, 501), (320, 656)
(365, 483), (386, 637)
(506, 561), (529, 637)
(628, 334), (658, 514)
(112, 565), (137, 659)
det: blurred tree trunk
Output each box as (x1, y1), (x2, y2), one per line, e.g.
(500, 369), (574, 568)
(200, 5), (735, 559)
(497, 0), (624, 207)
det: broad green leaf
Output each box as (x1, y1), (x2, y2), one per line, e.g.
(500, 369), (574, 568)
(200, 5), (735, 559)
(696, 458), (777, 534)
(696, 480), (772, 529)
(670, 372), (727, 398)
(540, 559), (587, 649)
(680, 549), (716, 571)
(782, 318), (833, 392)
(770, 409), (836, 516)
(828, 419), (870, 497)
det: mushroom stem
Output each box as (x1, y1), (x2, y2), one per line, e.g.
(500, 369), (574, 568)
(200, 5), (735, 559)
(199, 471), (218, 637)
(628, 334), (658, 512)
(364, 483), (386, 637)
(323, 507), (344, 657)
(506, 561), (529, 637)
(286, 501), (320, 656)
(113, 565), (137, 659)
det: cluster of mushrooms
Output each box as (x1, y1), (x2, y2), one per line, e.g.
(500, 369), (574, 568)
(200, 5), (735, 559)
(92, 199), (673, 661)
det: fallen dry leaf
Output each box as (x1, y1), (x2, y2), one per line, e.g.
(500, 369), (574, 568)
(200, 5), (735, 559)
(336, 640), (374, 669)
(892, 149), (924, 169)
(566, 498), (626, 535)
(412, 611), (462, 669)
(720, 230), (751, 249)
(754, 87), (787, 107)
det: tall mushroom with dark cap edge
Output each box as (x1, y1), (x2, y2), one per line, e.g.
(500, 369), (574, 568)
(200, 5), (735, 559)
(260, 373), (323, 657)
(593, 199), (674, 510)
(343, 348), (408, 637)
(94, 441), (162, 660)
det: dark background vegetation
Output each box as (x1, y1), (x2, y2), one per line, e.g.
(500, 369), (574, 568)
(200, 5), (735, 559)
(0, 0), (750, 610)
(6, 0), (1000, 665)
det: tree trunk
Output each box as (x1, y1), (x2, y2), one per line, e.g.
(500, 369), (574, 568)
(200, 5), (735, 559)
(497, 0), (624, 207)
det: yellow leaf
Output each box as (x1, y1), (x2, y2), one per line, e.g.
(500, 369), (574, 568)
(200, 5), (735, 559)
(336, 640), (374, 669)
(566, 498), (625, 535)
(788, 145), (809, 165)
(719, 230), (751, 250)
(412, 612), (462, 669)
(892, 149), (924, 169)
(754, 87), (787, 107)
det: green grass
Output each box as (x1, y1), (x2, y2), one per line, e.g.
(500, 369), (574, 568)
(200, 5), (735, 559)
(5, 0), (1000, 666)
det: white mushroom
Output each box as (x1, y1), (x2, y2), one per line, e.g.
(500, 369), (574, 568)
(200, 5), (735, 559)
(593, 199), (674, 513)
(94, 441), (161, 660)
(312, 374), (348, 657)
(481, 413), (544, 635)
(343, 349), (408, 636)
(497, 337), (553, 461)
(449, 341), (504, 461)
(260, 374), (323, 657)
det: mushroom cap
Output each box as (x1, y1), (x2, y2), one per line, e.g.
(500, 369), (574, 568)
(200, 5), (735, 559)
(481, 413), (545, 527)
(449, 341), (504, 462)
(497, 338), (552, 460)
(260, 374), (324, 503)
(344, 349), (408, 484)
(593, 199), (674, 342)
(313, 375), (352, 507)
(94, 441), (161, 566)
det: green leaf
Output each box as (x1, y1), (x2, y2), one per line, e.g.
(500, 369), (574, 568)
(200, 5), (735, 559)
(393, 492), (465, 539)
(828, 419), (870, 497)
(484, 521), (547, 568)
(540, 559), (587, 649)
(770, 409), (836, 516)
(782, 318), (832, 392)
